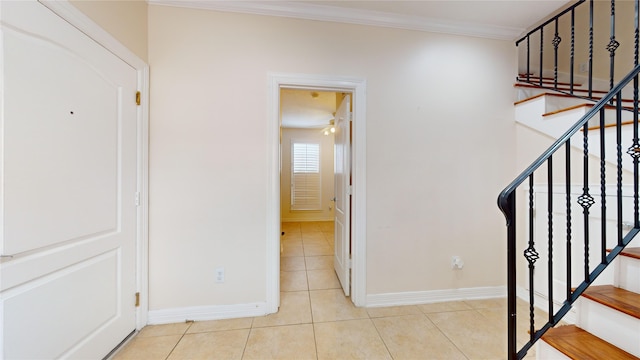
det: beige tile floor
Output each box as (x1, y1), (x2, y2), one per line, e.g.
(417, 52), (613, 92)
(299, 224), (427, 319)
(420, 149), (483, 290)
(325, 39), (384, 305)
(113, 221), (538, 360)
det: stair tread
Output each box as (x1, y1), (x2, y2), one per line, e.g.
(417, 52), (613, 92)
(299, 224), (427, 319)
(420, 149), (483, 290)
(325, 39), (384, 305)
(606, 247), (640, 259)
(542, 325), (640, 360)
(542, 102), (634, 117)
(514, 91), (576, 106)
(582, 285), (640, 320)
(516, 82), (609, 94)
(620, 247), (640, 260)
(517, 77), (582, 87)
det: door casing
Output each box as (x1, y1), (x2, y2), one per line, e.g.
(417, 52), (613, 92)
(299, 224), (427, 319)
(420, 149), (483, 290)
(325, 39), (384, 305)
(267, 73), (367, 312)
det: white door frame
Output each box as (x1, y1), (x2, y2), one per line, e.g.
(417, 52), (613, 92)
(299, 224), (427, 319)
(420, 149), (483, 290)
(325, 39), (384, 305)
(39, 0), (150, 329)
(267, 73), (367, 312)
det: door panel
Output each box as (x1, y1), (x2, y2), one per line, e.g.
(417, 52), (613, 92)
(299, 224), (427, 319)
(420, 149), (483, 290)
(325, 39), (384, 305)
(3, 252), (119, 359)
(1, 1), (138, 358)
(3, 28), (119, 254)
(334, 95), (351, 296)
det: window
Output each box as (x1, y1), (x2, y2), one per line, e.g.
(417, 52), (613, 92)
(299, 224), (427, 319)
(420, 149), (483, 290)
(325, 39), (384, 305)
(291, 142), (321, 210)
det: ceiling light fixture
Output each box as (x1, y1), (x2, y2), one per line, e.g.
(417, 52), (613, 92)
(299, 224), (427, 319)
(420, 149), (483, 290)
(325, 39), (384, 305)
(322, 119), (335, 136)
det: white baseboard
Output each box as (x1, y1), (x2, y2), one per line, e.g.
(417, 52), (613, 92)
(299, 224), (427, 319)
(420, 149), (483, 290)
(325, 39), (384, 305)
(147, 302), (267, 325)
(365, 286), (506, 307)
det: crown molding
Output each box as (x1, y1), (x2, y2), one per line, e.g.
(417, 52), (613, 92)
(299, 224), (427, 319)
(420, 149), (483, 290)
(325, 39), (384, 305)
(148, 0), (525, 40)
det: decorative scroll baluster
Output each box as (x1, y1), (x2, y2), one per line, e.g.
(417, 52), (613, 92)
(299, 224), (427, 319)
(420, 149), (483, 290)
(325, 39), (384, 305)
(632, 0), (640, 229)
(526, 175), (538, 341)
(527, 35), (531, 82)
(589, 0), (594, 98)
(540, 27), (544, 87)
(577, 124), (594, 282)
(608, 0), (620, 90)
(553, 19), (561, 89)
(617, 95), (623, 246)
(565, 142), (572, 300)
(547, 157), (554, 322)
(601, 109), (607, 265)
(570, 9), (575, 94)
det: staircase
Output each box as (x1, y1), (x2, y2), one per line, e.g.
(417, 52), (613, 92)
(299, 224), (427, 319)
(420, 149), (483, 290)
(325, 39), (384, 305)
(537, 248), (640, 359)
(499, 1), (640, 358)
(512, 78), (640, 359)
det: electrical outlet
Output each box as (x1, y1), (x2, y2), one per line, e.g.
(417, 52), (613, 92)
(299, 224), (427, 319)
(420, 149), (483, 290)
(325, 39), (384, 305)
(451, 256), (464, 270)
(215, 267), (225, 283)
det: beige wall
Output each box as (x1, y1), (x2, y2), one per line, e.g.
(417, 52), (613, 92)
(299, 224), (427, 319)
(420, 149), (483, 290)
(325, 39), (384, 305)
(148, 5), (517, 310)
(70, 0), (148, 61)
(281, 129), (335, 222)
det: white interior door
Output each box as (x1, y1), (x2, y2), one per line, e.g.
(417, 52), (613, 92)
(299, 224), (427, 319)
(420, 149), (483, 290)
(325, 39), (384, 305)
(1, 1), (138, 358)
(334, 95), (351, 296)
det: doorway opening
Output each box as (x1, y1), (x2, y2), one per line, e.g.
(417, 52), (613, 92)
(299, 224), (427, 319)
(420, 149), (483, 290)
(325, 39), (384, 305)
(279, 89), (343, 300)
(266, 74), (367, 314)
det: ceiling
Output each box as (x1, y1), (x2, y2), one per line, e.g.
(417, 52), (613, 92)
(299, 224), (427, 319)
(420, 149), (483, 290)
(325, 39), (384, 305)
(303, 0), (573, 36)
(281, 89), (337, 129)
(152, 0), (573, 40)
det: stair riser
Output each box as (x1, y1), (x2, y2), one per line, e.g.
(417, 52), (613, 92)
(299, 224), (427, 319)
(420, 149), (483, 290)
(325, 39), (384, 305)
(537, 340), (573, 359)
(576, 297), (640, 357)
(616, 255), (640, 293)
(516, 99), (587, 139)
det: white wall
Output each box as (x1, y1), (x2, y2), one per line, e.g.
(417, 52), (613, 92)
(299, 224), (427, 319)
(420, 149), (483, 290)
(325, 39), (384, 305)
(281, 128), (335, 222)
(148, 4), (517, 311)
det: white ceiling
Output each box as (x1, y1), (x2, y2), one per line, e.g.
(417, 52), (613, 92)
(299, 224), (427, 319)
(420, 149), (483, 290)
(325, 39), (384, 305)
(309, 1), (572, 29)
(281, 89), (337, 129)
(151, 0), (573, 40)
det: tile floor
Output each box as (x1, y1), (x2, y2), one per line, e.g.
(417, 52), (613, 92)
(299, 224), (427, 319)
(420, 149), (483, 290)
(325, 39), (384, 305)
(113, 221), (539, 360)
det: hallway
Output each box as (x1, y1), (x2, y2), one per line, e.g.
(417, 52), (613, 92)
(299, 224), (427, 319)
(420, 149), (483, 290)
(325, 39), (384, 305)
(113, 221), (527, 359)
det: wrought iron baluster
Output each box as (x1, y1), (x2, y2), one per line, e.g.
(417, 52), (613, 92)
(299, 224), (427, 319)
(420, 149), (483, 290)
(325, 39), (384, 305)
(570, 9), (575, 94)
(548, 157), (554, 322)
(633, 0), (640, 229)
(601, 109), (608, 265)
(553, 19), (561, 89)
(565, 142), (572, 300)
(505, 190), (517, 360)
(589, 0), (594, 98)
(633, 78), (640, 228)
(527, 35), (531, 82)
(608, 0), (620, 91)
(578, 123), (594, 282)
(617, 94), (623, 246)
(526, 174), (538, 342)
(540, 27), (544, 87)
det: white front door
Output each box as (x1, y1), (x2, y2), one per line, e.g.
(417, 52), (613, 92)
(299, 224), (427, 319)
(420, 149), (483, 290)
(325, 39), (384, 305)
(334, 95), (351, 296)
(1, 1), (138, 358)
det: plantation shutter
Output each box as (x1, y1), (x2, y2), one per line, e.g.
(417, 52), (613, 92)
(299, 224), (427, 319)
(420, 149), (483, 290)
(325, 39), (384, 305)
(291, 142), (321, 210)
